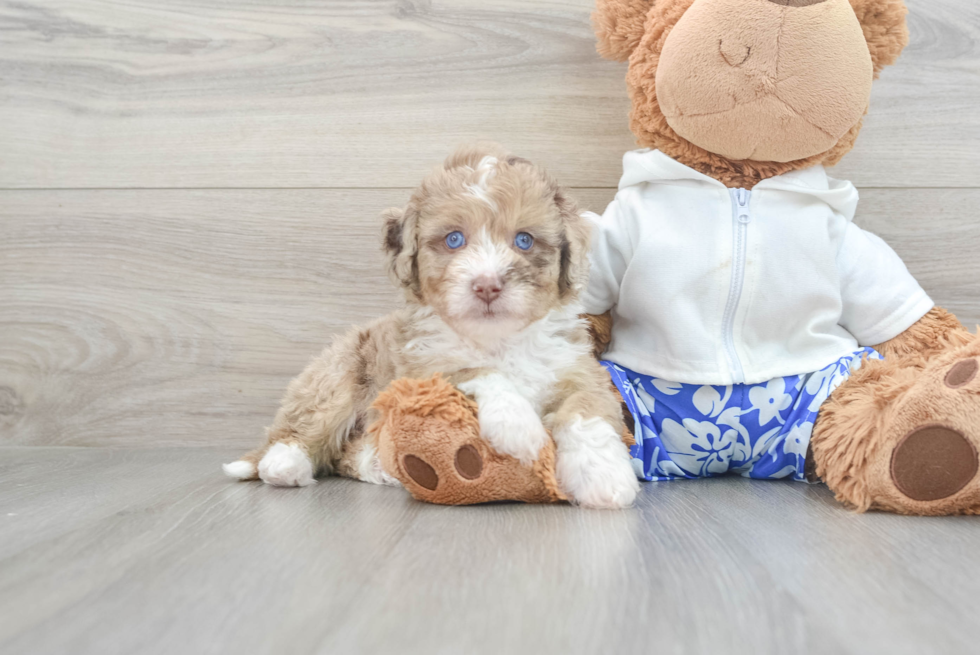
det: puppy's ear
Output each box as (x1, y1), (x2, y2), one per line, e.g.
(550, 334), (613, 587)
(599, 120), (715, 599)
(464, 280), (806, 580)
(848, 0), (909, 76)
(554, 189), (591, 301)
(381, 206), (422, 300)
(593, 0), (656, 61)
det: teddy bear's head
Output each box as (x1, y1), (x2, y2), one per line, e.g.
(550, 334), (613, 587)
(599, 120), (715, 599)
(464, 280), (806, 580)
(594, 0), (908, 187)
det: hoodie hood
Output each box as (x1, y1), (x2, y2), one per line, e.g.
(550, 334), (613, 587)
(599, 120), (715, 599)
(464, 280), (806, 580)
(619, 149), (860, 221)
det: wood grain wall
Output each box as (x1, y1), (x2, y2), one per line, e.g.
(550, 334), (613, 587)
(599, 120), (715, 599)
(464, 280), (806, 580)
(2, 0), (979, 447)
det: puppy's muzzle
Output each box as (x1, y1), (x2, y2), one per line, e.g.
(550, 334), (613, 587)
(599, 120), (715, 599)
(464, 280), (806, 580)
(472, 274), (503, 304)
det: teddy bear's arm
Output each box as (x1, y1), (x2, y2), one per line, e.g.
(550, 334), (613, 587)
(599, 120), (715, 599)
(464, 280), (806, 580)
(871, 306), (972, 363)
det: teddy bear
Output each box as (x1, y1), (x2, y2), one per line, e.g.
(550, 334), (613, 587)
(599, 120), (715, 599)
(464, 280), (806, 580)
(373, 0), (980, 515)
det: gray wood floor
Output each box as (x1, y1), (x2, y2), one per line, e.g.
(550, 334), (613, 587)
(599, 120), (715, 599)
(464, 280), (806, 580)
(2, 447), (980, 655)
(3, 0), (980, 653)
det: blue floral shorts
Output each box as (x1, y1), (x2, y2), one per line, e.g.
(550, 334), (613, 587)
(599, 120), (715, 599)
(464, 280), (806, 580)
(602, 348), (881, 482)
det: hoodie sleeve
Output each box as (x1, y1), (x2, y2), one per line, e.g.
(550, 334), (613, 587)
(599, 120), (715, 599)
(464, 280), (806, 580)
(837, 222), (934, 346)
(581, 191), (636, 315)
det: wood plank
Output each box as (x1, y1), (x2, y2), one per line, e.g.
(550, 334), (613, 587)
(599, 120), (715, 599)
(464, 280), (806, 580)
(698, 478), (980, 654)
(653, 480), (980, 655)
(321, 479), (828, 655)
(0, 0), (977, 189)
(0, 447), (251, 559)
(2, 188), (978, 448)
(0, 447), (423, 654)
(3, 448), (980, 654)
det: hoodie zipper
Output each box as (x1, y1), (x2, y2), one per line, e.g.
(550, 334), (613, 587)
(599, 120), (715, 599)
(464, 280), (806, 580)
(723, 188), (751, 384)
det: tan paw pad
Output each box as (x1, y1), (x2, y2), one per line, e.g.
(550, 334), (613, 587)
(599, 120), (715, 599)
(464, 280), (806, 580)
(454, 444), (484, 480)
(944, 358), (978, 389)
(403, 455), (439, 491)
(890, 425), (978, 501)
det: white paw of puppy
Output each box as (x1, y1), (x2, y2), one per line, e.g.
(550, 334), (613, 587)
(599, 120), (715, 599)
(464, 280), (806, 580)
(257, 442), (316, 487)
(354, 442), (401, 487)
(477, 393), (550, 466)
(222, 459), (257, 480)
(556, 417), (640, 509)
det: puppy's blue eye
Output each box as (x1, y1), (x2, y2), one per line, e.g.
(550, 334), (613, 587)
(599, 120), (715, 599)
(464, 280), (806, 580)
(514, 232), (534, 250)
(445, 231), (466, 250)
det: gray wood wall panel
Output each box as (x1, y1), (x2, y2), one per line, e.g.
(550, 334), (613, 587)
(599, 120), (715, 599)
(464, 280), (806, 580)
(2, 188), (978, 447)
(1, 0), (977, 189)
(1, 0), (978, 448)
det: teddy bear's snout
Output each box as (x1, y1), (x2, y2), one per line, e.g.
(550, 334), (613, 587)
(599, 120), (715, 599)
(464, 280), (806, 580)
(655, 0), (873, 162)
(718, 40), (751, 68)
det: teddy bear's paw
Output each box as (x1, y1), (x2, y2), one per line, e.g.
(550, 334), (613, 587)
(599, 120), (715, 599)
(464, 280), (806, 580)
(475, 393), (550, 467)
(869, 340), (980, 515)
(257, 442), (316, 487)
(555, 417), (639, 510)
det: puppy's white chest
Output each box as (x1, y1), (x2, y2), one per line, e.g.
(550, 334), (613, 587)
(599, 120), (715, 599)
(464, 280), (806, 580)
(481, 324), (588, 409)
(404, 305), (589, 409)
(484, 349), (564, 409)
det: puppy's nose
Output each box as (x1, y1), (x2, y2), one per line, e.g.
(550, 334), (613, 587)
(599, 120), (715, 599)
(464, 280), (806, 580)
(767, 0), (828, 6)
(472, 275), (502, 304)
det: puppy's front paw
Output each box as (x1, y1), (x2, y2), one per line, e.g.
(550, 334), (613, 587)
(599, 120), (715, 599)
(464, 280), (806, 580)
(477, 394), (549, 466)
(556, 418), (639, 509)
(258, 442), (316, 487)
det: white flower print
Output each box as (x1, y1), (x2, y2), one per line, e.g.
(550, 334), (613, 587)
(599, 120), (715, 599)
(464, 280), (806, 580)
(652, 457), (688, 479)
(634, 380), (657, 416)
(747, 377), (792, 426)
(612, 348), (883, 482)
(692, 385), (733, 418)
(731, 425), (782, 472)
(660, 418), (734, 477)
(641, 439), (689, 479)
(716, 406), (747, 435)
(802, 351), (878, 412)
(715, 408), (753, 464)
(780, 420), (813, 460)
(802, 363), (840, 411)
(651, 378), (683, 395)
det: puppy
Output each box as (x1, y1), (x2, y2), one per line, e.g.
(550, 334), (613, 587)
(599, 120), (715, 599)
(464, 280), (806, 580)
(223, 144), (639, 509)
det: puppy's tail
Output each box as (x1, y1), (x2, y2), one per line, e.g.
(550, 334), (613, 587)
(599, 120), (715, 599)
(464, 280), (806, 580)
(222, 446), (266, 481)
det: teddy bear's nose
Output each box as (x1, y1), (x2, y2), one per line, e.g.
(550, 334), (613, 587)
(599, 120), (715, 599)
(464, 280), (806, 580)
(767, 0), (828, 6)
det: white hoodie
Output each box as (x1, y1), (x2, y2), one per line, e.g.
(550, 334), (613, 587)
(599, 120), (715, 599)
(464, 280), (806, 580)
(582, 149), (933, 386)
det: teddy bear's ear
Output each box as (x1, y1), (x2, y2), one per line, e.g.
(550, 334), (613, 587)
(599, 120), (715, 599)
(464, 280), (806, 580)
(849, 0), (909, 76)
(593, 0), (656, 62)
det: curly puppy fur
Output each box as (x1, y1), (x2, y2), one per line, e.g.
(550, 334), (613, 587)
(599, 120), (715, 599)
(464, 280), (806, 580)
(225, 144), (637, 509)
(593, 0), (908, 187)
